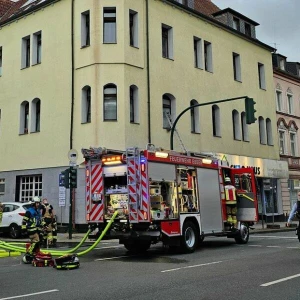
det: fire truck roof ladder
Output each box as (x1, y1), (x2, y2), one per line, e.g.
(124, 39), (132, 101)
(165, 111), (187, 154)
(126, 147), (142, 222)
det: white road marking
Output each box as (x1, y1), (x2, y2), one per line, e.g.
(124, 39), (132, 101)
(0, 290), (59, 300)
(248, 245), (262, 247)
(252, 235), (297, 239)
(261, 274), (300, 287)
(161, 261), (223, 273)
(287, 247), (299, 249)
(94, 246), (123, 250)
(266, 246), (281, 248)
(95, 255), (131, 261)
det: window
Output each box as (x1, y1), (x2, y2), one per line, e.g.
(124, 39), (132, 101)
(233, 53), (241, 81)
(279, 58), (285, 71)
(266, 118), (273, 146)
(103, 7), (116, 43)
(232, 110), (241, 140)
(279, 130), (286, 154)
(287, 93), (293, 114)
(233, 17), (240, 30)
(162, 94), (176, 129)
(290, 132), (297, 156)
(81, 11), (90, 47)
(130, 85), (139, 123)
(212, 105), (220, 137)
(20, 101), (29, 134)
(82, 86), (91, 123)
(162, 24), (173, 59)
(204, 41), (213, 72)
(0, 47), (2, 76)
(21, 36), (30, 68)
(241, 112), (249, 141)
(190, 100), (200, 133)
(19, 175), (42, 202)
(193, 37), (202, 69)
(245, 23), (251, 36)
(276, 90), (282, 111)
(129, 10), (138, 47)
(31, 98), (40, 132)
(32, 31), (42, 64)
(258, 63), (266, 89)
(259, 117), (266, 144)
(0, 179), (4, 195)
(104, 84), (117, 121)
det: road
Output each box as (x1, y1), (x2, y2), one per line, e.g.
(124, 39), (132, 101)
(1, 231), (300, 300)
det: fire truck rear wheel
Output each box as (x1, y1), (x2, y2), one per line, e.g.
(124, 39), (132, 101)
(234, 223), (249, 244)
(124, 240), (151, 253)
(180, 221), (198, 253)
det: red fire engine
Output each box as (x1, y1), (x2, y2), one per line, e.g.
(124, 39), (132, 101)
(82, 144), (258, 253)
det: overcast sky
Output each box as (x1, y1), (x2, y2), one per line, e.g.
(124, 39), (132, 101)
(212, 0), (300, 62)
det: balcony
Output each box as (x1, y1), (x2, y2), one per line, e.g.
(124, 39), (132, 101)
(280, 155), (300, 169)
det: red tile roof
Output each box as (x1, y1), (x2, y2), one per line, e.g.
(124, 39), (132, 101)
(194, 0), (221, 16)
(0, 0), (15, 18)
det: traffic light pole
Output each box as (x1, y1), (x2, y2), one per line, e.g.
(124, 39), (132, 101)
(170, 96), (250, 150)
(69, 187), (73, 240)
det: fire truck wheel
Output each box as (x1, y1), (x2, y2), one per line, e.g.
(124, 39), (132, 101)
(124, 240), (151, 253)
(234, 223), (249, 244)
(180, 221), (198, 253)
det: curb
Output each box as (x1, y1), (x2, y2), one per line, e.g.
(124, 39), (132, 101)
(250, 228), (296, 235)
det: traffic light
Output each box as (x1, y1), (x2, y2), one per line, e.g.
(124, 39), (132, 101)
(245, 97), (257, 124)
(61, 168), (70, 189)
(69, 167), (77, 189)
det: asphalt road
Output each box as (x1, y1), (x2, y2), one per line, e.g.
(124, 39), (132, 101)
(1, 232), (300, 300)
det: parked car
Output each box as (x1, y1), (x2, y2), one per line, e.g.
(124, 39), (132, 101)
(0, 202), (32, 238)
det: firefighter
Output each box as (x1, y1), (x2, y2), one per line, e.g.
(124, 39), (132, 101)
(224, 177), (237, 224)
(286, 191), (300, 227)
(22, 196), (42, 263)
(0, 202), (3, 225)
(41, 198), (57, 247)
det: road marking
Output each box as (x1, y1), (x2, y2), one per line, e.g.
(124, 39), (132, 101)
(287, 247), (299, 249)
(252, 235), (297, 239)
(261, 274), (300, 287)
(161, 261), (223, 273)
(266, 246), (281, 248)
(248, 245), (262, 247)
(0, 289), (59, 300)
(94, 246), (123, 250)
(95, 255), (131, 261)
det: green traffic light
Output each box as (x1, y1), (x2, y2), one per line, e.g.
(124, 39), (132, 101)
(245, 97), (257, 124)
(69, 167), (77, 189)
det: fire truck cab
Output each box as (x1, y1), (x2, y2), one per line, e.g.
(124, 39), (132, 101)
(82, 144), (258, 253)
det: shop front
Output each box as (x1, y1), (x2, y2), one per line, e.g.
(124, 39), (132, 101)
(216, 153), (289, 221)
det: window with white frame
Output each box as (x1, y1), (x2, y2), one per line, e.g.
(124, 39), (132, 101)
(20, 101), (29, 134)
(233, 17), (240, 30)
(82, 86), (91, 123)
(193, 37), (202, 69)
(204, 41), (213, 72)
(32, 31), (42, 65)
(19, 175), (42, 202)
(162, 93), (176, 129)
(103, 84), (117, 121)
(266, 118), (273, 146)
(129, 10), (138, 47)
(81, 11), (90, 47)
(259, 116), (266, 144)
(233, 53), (241, 82)
(162, 24), (173, 59)
(21, 36), (30, 68)
(103, 7), (116, 43)
(241, 112), (249, 142)
(212, 105), (221, 137)
(290, 131), (297, 156)
(258, 63), (266, 89)
(232, 110), (241, 140)
(31, 98), (40, 132)
(0, 47), (2, 76)
(130, 85), (139, 123)
(190, 99), (200, 133)
(287, 92), (293, 114)
(279, 130), (286, 154)
(276, 90), (282, 111)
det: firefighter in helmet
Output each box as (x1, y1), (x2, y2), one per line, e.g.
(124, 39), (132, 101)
(0, 202), (3, 225)
(22, 196), (42, 263)
(41, 198), (57, 247)
(224, 177), (237, 224)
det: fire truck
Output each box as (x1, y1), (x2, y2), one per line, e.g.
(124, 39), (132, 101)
(82, 144), (258, 253)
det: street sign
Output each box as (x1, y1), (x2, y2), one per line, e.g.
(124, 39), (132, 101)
(59, 173), (65, 187)
(59, 186), (66, 207)
(68, 149), (78, 163)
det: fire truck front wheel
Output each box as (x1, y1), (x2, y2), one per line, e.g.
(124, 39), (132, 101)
(234, 223), (249, 244)
(180, 221), (198, 253)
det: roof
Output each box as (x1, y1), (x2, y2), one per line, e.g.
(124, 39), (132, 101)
(0, 0), (15, 18)
(194, 0), (221, 16)
(212, 7), (260, 26)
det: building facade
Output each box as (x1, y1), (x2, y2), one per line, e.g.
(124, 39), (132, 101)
(0, 0), (286, 225)
(273, 53), (300, 221)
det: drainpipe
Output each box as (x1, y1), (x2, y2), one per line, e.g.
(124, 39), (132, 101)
(146, 0), (151, 143)
(70, 0), (75, 150)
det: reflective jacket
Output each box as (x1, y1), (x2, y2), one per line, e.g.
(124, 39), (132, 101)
(42, 203), (53, 219)
(0, 205), (3, 224)
(22, 207), (41, 234)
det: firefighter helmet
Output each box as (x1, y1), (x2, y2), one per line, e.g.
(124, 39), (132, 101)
(32, 196), (41, 204)
(224, 177), (231, 183)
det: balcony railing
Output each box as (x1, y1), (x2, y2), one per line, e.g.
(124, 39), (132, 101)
(280, 155), (300, 169)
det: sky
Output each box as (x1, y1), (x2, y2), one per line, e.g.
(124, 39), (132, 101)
(212, 0), (300, 62)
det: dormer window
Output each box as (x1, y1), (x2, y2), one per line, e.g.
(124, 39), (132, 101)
(279, 58), (285, 71)
(244, 23), (251, 36)
(233, 17), (240, 30)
